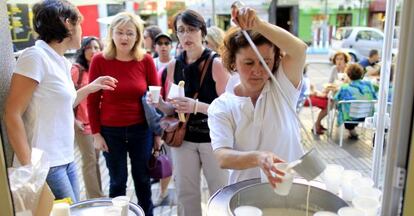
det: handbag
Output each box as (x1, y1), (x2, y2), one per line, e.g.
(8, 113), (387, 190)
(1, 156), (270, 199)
(148, 145), (173, 179)
(160, 52), (215, 147)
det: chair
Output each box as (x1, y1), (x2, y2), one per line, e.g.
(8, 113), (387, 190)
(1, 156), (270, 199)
(336, 100), (377, 147)
(296, 93), (316, 135)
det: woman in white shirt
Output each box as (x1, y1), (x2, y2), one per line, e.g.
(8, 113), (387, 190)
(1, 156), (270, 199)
(208, 6), (307, 187)
(4, 0), (117, 202)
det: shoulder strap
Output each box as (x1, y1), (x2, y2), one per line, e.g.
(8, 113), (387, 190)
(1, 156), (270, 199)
(193, 51), (215, 99)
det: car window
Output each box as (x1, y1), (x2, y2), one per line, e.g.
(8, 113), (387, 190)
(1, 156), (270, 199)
(370, 31), (383, 41)
(356, 30), (383, 41)
(334, 28), (352, 40)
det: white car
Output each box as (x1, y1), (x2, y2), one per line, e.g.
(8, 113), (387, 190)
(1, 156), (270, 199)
(330, 26), (399, 62)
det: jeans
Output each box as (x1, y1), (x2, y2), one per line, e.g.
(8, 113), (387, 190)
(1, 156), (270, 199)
(46, 162), (80, 203)
(101, 123), (154, 216)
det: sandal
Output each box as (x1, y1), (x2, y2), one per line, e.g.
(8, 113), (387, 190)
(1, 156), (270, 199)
(311, 125), (324, 135)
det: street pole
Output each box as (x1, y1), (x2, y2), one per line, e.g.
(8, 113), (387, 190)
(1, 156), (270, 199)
(211, 0), (216, 26)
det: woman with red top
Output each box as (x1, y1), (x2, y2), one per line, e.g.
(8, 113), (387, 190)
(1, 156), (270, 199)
(87, 12), (159, 216)
(71, 36), (104, 199)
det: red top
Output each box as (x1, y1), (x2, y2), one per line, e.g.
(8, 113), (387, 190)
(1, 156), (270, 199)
(71, 64), (92, 134)
(87, 53), (160, 134)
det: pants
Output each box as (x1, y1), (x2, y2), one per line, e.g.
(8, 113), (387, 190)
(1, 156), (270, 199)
(171, 141), (228, 216)
(75, 128), (103, 198)
(101, 123), (154, 216)
(46, 162), (80, 203)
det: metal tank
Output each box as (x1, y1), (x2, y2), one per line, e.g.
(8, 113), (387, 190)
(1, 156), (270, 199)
(207, 178), (348, 215)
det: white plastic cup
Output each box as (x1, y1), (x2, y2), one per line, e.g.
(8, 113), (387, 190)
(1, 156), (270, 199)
(274, 163), (294, 196)
(351, 177), (375, 198)
(352, 197), (380, 216)
(341, 170), (362, 201)
(234, 206), (263, 216)
(51, 203), (70, 216)
(112, 196), (130, 216)
(104, 206), (123, 216)
(313, 211), (338, 216)
(323, 164), (344, 194)
(149, 86), (162, 103)
(337, 207), (365, 216)
(354, 186), (382, 202)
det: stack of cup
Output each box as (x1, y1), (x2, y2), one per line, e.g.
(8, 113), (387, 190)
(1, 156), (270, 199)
(354, 186), (382, 202)
(341, 170), (362, 201)
(322, 164), (344, 194)
(351, 177), (374, 198)
(112, 196), (130, 216)
(352, 197), (380, 216)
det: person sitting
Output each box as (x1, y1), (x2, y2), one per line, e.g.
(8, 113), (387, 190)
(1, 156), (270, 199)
(299, 68), (329, 134)
(334, 64), (377, 139)
(359, 49), (381, 77)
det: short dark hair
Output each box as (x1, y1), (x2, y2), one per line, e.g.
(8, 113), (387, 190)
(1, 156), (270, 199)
(346, 63), (364, 80)
(74, 37), (103, 70)
(369, 49), (379, 58)
(33, 0), (81, 43)
(144, 25), (162, 43)
(220, 27), (281, 73)
(173, 9), (207, 37)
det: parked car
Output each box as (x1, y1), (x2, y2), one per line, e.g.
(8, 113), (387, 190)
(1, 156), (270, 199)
(329, 26), (399, 62)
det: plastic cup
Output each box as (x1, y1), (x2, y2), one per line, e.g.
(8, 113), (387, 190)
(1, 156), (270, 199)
(149, 86), (161, 103)
(112, 196), (130, 216)
(351, 177), (375, 198)
(313, 211), (338, 216)
(352, 197), (380, 216)
(323, 164), (344, 194)
(234, 206), (263, 216)
(274, 163), (294, 196)
(337, 207), (365, 216)
(354, 186), (382, 202)
(51, 203), (70, 216)
(104, 206), (123, 216)
(341, 170), (362, 201)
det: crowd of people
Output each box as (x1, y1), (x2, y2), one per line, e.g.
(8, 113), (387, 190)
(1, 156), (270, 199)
(3, 0), (392, 216)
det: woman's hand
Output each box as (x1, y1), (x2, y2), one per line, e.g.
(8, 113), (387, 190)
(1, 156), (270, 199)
(88, 76), (118, 94)
(257, 151), (285, 188)
(93, 133), (108, 152)
(171, 97), (197, 114)
(146, 91), (165, 108)
(231, 6), (261, 30)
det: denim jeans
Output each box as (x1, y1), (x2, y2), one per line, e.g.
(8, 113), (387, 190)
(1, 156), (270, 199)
(101, 123), (154, 216)
(46, 162), (80, 203)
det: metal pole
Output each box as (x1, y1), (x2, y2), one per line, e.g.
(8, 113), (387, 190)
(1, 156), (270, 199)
(372, 0), (397, 187)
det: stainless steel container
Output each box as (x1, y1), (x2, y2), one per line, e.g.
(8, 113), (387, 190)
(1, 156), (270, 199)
(70, 198), (145, 216)
(207, 178), (348, 216)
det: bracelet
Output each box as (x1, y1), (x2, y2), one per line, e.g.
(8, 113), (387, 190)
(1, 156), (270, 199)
(193, 99), (199, 115)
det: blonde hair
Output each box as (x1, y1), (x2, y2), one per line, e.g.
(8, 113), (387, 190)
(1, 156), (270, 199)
(103, 12), (146, 61)
(206, 26), (225, 51)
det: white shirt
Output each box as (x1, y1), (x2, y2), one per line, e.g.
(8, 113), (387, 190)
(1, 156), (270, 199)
(153, 57), (171, 73)
(208, 65), (304, 184)
(14, 40), (76, 167)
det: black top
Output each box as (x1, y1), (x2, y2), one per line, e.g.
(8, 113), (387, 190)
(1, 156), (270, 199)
(173, 48), (219, 143)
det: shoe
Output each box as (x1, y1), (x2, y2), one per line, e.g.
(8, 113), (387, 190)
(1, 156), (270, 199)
(320, 125), (328, 131)
(348, 130), (359, 140)
(154, 191), (168, 206)
(311, 124), (324, 135)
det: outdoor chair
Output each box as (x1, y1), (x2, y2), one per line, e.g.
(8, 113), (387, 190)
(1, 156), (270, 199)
(336, 99), (377, 147)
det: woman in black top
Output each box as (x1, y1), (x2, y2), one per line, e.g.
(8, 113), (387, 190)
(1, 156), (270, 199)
(150, 9), (229, 216)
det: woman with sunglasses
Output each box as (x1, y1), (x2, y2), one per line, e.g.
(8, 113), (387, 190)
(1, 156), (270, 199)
(148, 9), (229, 216)
(71, 36), (104, 199)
